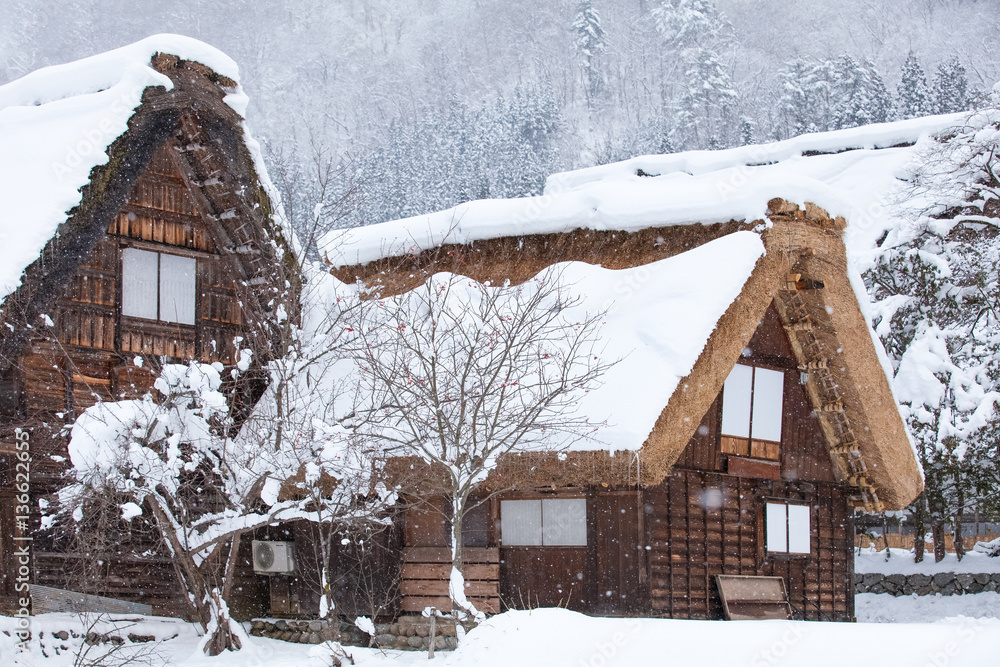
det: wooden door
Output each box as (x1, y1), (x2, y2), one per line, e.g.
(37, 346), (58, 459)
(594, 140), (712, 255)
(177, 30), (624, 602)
(590, 491), (646, 614)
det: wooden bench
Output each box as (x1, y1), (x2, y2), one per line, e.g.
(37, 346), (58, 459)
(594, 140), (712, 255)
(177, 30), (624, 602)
(400, 547), (500, 614)
(715, 575), (792, 620)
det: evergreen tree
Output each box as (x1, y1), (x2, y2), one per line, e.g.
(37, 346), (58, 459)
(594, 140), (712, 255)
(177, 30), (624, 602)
(739, 116), (755, 145)
(344, 87), (562, 228)
(677, 47), (738, 149)
(778, 57), (846, 136)
(571, 0), (606, 107)
(866, 87), (1000, 562)
(933, 56), (971, 114)
(896, 51), (934, 119)
(777, 59), (815, 137)
(830, 55), (891, 129)
(650, 0), (730, 52)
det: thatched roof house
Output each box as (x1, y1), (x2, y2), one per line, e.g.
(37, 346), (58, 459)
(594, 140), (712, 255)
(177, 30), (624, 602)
(316, 117), (967, 620)
(323, 116), (967, 515)
(0, 34), (297, 372)
(0, 35), (296, 615)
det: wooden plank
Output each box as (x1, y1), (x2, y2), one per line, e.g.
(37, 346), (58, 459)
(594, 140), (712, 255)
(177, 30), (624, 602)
(469, 597), (501, 614)
(400, 580), (497, 597)
(402, 547), (499, 563)
(727, 456), (781, 480)
(721, 436), (749, 457)
(401, 563), (499, 580)
(400, 596), (452, 612)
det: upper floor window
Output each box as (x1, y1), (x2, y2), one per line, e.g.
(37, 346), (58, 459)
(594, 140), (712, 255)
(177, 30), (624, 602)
(720, 363), (784, 460)
(122, 248), (196, 325)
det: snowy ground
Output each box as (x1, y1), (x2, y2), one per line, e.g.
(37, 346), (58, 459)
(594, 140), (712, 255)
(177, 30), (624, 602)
(4, 595), (1000, 667)
(856, 591), (1000, 623)
(855, 547), (1000, 574)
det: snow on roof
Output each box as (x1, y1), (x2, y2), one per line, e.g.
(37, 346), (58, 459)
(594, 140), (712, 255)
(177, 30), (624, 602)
(338, 230), (764, 454)
(553, 231), (764, 451)
(0, 35), (247, 306)
(322, 113), (964, 271)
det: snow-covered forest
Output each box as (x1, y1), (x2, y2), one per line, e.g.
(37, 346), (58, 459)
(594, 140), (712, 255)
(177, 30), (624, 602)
(3, 0), (998, 236)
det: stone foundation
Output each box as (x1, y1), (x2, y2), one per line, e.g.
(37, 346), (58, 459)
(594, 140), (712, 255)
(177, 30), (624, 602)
(855, 572), (1000, 596)
(371, 615), (464, 651)
(249, 615), (470, 651)
(249, 618), (335, 644)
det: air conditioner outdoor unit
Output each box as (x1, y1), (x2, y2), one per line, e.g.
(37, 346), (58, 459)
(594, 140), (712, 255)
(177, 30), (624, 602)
(252, 540), (296, 574)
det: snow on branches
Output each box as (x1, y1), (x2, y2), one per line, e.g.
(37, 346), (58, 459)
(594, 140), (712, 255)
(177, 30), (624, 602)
(866, 84), (1000, 561)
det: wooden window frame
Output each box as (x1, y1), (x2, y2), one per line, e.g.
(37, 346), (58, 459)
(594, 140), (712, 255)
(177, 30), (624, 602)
(762, 499), (812, 558)
(720, 363), (785, 461)
(120, 245), (199, 327)
(498, 495), (588, 548)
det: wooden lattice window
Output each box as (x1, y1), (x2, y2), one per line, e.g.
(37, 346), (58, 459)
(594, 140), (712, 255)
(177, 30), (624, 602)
(720, 363), (784, 460)
(122, 248), (196, 325)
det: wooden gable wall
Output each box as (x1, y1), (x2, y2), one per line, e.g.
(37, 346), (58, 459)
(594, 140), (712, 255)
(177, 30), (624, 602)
(0, 135), (264, 615)
(674, 302), (839, 484)
(16, 139), (251, 434)
(645, 302), (854, 621)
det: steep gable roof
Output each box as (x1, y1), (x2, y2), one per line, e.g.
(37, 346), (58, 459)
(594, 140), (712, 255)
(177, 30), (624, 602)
(322, 117), (957, 512)
(0, 35), (298, 368)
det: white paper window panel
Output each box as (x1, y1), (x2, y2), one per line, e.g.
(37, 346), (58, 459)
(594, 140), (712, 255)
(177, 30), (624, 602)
(541, 498), (587, 546)
(751, 367), (785, 443)
(787, 504), (811, 554)
(720, 364), (753, 438)
(159, 253), (197, 325)
(765, 502), (787, 552)
(121, 248), (158, 320)
(500, 500), (542, 546)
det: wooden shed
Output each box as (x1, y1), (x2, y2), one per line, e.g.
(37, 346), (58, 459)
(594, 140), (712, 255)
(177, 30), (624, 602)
(0, 37), (297, 615)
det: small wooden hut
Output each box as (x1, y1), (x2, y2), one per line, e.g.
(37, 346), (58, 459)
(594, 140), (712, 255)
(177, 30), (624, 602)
(0, 36), (296, 615)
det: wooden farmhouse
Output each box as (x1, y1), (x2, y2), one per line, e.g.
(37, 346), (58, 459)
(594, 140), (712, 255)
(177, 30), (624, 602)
(317, 118), (961, 623)
(0, 37), (296, 615)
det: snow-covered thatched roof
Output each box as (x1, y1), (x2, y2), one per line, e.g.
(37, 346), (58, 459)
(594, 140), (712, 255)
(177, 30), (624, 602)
(0, 35), (246, 306)
(0, 35), (296, 366)
(323, 116), (977, 511)
(321, 113), (964, 271)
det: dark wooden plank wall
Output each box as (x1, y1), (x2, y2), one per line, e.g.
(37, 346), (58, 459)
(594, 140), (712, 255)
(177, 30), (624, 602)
(590, 491), (647, 615)
(645, 471), (853, 621)
(656, 303), (852, 621)
(0, 138), (259, 617)
(32, 552), (191, 618)
(500, 546), (588, 610)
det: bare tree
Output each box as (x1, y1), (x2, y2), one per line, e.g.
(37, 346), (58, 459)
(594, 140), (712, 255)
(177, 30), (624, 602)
(236, 268), (396, 620)
(352, 268), (612, 617)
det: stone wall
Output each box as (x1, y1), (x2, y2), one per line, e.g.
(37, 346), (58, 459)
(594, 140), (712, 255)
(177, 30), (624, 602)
(249, 615), (467, 651)
(854, 572), (1000, 596)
